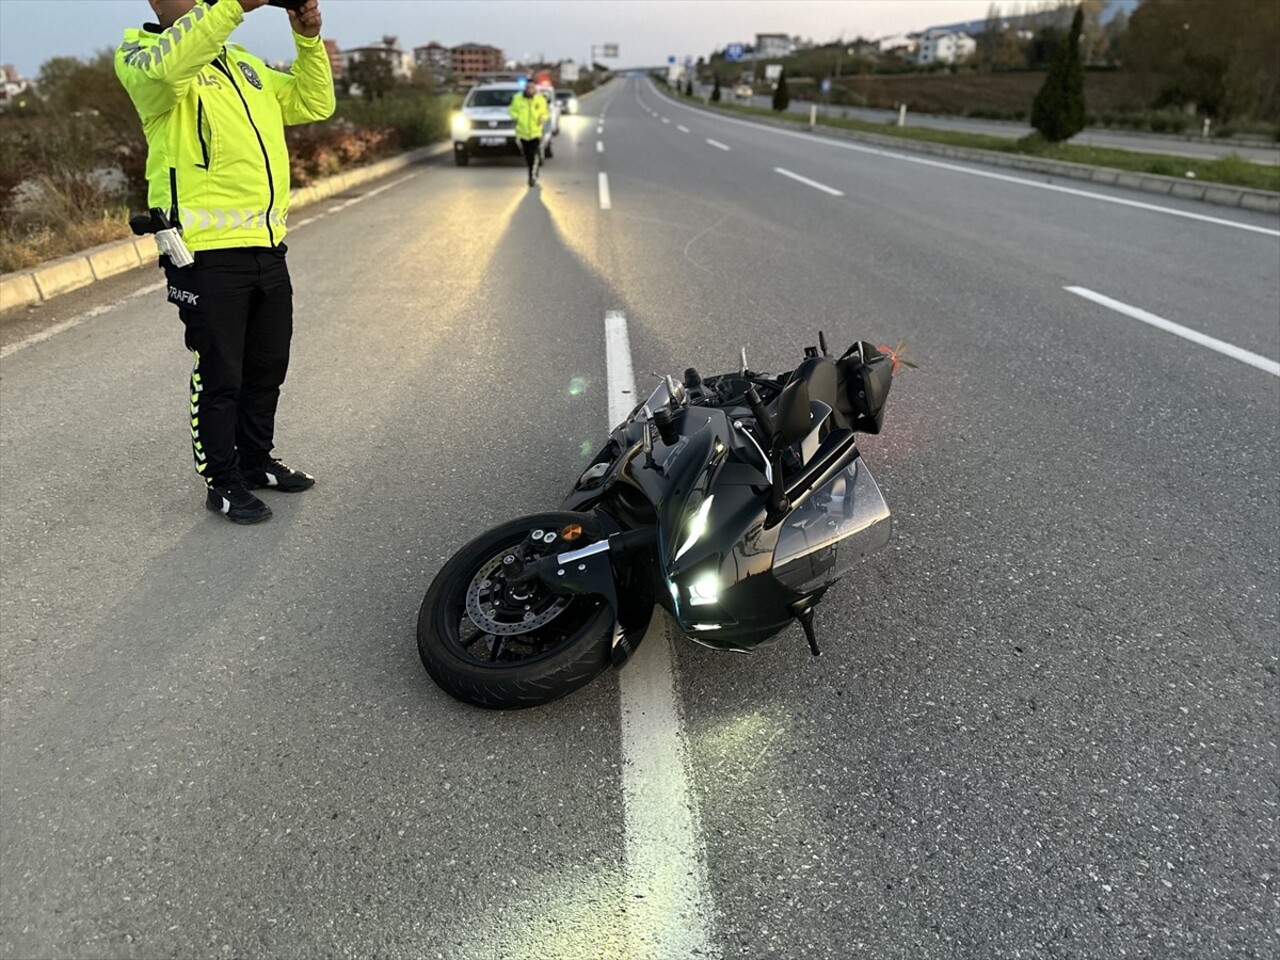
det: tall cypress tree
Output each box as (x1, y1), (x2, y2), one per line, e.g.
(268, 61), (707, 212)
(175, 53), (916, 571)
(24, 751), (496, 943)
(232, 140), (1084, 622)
(772, 69), (790, 112)
(1031, 6), (1087, 142)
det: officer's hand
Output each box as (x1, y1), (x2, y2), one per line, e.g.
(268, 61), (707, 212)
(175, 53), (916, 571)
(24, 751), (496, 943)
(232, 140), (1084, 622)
(237, 0), (270, 11)
(288, 0), (322, 38)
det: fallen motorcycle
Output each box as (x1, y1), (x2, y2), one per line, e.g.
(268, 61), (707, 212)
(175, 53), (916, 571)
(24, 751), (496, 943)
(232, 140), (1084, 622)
(417, 333), (898, 709)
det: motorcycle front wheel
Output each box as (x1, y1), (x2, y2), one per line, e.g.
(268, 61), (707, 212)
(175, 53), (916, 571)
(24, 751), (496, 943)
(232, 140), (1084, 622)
(417, 512), (615, 709)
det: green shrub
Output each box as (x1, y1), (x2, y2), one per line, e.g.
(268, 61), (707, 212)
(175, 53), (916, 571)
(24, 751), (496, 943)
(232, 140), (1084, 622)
(1031, 7), (1086, 142)
(773, 69), (791, 112)
(334, 92), (455, 148)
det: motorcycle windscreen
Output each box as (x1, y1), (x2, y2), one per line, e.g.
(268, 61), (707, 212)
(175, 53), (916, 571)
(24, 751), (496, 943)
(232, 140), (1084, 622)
(771, 457), (892, 592)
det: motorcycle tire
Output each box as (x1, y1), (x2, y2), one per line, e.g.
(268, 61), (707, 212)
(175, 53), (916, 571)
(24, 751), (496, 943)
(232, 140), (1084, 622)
(417, 512), (615, 709)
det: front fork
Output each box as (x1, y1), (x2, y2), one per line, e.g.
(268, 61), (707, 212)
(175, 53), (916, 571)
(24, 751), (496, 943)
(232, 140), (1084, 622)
(509, 527), (656, 667)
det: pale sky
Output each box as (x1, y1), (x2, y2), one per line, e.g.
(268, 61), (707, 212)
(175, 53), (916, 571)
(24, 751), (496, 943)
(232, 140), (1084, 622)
(0, 0), (995, 77)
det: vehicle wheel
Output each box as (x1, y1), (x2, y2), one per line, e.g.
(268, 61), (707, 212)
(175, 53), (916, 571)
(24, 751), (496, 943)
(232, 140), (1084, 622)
(417, 512), (614, 709)
(454, 149), (469, 167)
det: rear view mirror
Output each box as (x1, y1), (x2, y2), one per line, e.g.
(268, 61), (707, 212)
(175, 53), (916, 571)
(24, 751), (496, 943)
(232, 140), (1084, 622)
(775, 379), (812, 448)
(836, 344), (894, 434)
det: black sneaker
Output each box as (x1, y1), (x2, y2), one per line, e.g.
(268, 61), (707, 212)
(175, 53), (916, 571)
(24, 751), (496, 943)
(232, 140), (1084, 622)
(205, 483), (272, 524)
(243, 457), (315, 492)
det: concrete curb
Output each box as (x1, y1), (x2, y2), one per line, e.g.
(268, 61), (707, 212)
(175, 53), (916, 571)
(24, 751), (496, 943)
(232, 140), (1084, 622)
(658, 89), (1280, 216)
(0, 141), (451, 314)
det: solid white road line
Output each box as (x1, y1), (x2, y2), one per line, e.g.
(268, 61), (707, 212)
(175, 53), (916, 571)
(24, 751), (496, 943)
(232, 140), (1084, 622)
(677, 125), (690, 133)
(706, 139), (730, 151)
(361, 172), (417, 199)
(649, 84), (1280, 238)
(597, 141), (604, 153)
(1, 281), (166, 359)
(604, 311), (635, 428)
(774, 167), (845, 197)
(598, 172), (612, 210)
(328, 173), (417, 212)
(604, 310), (716, 958)
(1065, 286), (1280, 377)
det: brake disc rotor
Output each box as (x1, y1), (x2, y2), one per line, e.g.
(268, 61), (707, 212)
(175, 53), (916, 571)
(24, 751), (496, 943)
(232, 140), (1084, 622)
(465, 552), (570, 636)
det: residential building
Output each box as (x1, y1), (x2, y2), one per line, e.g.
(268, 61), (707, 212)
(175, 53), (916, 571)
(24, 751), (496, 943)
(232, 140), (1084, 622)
(0, 64), (30, 108)
(323, 39), (344, 81)
(341, 36), (414, 81)
(876, 33), (919, 58)
(915, 30), (976, 65)
(754, 33), (794, 59)
(451, 43), (505, 85)
(414, 42), (451, 83)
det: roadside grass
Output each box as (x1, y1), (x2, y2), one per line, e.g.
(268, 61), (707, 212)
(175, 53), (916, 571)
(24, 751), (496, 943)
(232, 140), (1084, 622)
(1, 93), (457, 276)
(1, 207), (132, 274)
(700, 99), (1280, 193)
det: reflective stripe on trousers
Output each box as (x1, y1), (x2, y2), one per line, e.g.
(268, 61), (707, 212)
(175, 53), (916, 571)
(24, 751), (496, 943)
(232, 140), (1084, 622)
(190, 349), (209, 483)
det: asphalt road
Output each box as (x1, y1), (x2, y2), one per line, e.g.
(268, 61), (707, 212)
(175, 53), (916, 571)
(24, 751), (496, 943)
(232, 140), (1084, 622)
(2, 77), (1278, 959)
(717, 89), (1280, 166)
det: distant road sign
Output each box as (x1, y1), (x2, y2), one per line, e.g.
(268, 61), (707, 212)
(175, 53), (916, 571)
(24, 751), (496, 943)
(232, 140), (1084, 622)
(725, 43), (745, 62)
(668, 56), (676, 64)
(603, 44), (619, 58)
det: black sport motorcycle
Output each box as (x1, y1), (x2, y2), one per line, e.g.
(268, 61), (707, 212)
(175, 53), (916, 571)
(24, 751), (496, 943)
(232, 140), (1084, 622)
(417, 334), (898, 709)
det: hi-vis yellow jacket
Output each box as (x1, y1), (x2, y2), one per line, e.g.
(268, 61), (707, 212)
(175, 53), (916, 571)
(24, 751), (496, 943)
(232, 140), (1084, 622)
(508, 90), (549, 142)
(115, 0), (335, 252)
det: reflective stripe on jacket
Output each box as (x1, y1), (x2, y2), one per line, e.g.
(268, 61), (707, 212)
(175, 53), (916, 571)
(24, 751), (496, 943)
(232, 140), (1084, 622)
(508, 91), (549, 141)
(115, 0), (335, 252)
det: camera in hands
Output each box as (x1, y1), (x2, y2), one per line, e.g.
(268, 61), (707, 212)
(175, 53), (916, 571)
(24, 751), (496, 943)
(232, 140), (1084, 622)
(130, 208), (194, 268)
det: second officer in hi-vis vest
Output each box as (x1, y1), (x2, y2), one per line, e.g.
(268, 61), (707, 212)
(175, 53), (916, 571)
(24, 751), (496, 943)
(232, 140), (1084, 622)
(116, 0), (334, 524)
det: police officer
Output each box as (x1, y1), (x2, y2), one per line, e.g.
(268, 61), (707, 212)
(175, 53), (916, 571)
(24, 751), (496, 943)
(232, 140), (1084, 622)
(116, 0), (335, 524)
(509, 79), (549, 188)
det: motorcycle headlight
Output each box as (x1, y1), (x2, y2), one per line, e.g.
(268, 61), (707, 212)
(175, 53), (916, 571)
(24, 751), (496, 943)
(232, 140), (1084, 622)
(674, 494), (714, 562)
(687, 573), (721, 606)
(451, 113), (471, 135)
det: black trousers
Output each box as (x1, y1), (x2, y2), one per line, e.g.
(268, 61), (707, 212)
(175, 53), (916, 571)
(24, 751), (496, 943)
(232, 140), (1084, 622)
(519, 137), (541, 173)
(163, 246), (293, 488)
